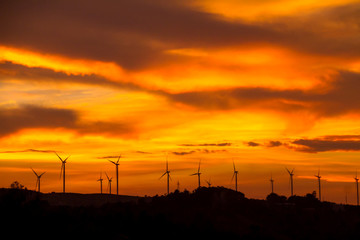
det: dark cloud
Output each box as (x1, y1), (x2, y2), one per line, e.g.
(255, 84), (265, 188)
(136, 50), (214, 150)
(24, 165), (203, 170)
(135, 151), (151, 154)
(290, 138), (360, 153)
(171, 148), (227, 155)
(179, 142), (231, 147)
(168, 70), (360, 117)
(172, 151), (196, 156)
(97, 155), (122, 159)
(0, 61), (149, 92)
(266, 141), (283, 147)
(246, 141), (261, 147)
(0, 105), (77, 137)
(1, 0), (359, 70)
(0, 105), (135, 138)
(0, 149), (56, 154)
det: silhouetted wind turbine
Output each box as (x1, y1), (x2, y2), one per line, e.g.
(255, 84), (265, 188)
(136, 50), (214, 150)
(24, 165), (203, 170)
(31, 168), (45, 192)
(286, 168), (295, 197)
(97, 172), (104, 194)
(190, 160), (201, 189)
(315, 170), (322, 201)
(105, 172), (112, 195)
(159, 158), (171, 195)
(205, 178), (212, 188)
(355, 171), (359, 206)
(232, 161), (239, 192)
(270, 174), (274, 194)
(108, 155), (121, 195)
(55, 152), (70, 193)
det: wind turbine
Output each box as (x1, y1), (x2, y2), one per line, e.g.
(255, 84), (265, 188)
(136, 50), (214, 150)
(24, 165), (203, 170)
(315, 170), (322, 201)
(286, 168), (295, 197)
(55, 152), (70, 193)
(97, 172), (104, 194)
(270, 174), (274, 194)
(108, 155), (121, 195)
(105, 172), (112, 195)
(205, 178), (212, 188)
(190, 160), (201, 189)
(355, 171), (359, 206)
(232, 161), (239, 192)
(159, 158), (171, 195)
(31, 168), (45, 192)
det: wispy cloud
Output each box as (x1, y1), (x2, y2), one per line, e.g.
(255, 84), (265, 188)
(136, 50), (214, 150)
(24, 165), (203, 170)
(0, 149), (56, 154)
(179, 142), (231, 147)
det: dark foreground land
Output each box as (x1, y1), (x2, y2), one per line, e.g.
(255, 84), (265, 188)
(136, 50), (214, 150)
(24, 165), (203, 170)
(1, 187), (360, 240)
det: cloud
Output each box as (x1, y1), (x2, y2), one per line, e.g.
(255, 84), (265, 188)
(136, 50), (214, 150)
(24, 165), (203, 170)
(290, 137), (360, 153)
(0, 61), (150, 92)
(0, 149), (56, 154)
(1, 0), (359, 70)
(171, 151), (196, 156)
(0, 105), (136, 138)
(179, 142), (231, 147)
(246, 141), (261, 147)
(171, 148), (228, 155)
(97, 155), (122, 159)
(0, 105), (77, 137)
(266, 141), (283, 147)
(167, 70), (360, 117)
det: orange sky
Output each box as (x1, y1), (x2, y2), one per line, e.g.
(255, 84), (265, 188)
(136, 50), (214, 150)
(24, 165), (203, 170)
(1, 0), (360, 204)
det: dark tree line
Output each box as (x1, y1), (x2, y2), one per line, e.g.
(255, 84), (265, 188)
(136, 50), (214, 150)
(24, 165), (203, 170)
(1, 187), (360, 240)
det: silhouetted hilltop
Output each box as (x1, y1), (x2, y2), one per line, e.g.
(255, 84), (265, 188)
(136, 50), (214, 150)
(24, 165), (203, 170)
(1, 187), (360, 239)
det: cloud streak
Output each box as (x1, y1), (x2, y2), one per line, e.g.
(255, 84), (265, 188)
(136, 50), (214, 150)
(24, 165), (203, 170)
(0, 105), (136, 138)
(0, 149), (56, 154)
(168, 70), (360, 117)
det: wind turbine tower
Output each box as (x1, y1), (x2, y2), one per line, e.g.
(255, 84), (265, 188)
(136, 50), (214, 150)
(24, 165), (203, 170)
(355, 172), (359, 206)
(286, 168), (295, 197)
(159, 158), (171, 195)
(190, 160), (201, 189)
(270, 174), (274, 194)
(55, 152), (70, 193)
(31, 168), (45, 192)
(315, 170), (322, 201)
(108, 155), (121, 195)
(105, 172), (112, 195)
(232, 161), (239, 192)
(97, 172), (104, 194)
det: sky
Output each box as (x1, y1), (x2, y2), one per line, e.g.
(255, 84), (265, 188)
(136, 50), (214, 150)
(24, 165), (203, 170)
(1, 0), (360, 203)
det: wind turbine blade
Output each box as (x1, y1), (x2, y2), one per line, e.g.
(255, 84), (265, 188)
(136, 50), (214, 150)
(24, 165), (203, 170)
(117, 155), (121, 164)
(55, 152), (63, 162)
(231, 172), (235, 182)
(108, 159), (116, 165)
(198, 160), (201, 173)
(39, 172), (46, 177)
(31, 168), (39, 177)
(105, 172), (110, 180)
(190, 173), (198, 176)
(233, 161), (236, 172)
(285, 167), (290, 174)
(291, 168), (295, 174)
(169, 174), (172, 181)
(64, 155), (70, 162)
(35, 179), (39, 191)
(159, 172), (167, 180)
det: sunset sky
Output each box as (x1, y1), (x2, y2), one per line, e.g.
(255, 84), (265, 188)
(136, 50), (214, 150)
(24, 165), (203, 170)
(1, 0), (360, 203)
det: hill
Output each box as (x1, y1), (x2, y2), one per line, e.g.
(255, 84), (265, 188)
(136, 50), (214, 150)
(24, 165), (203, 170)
(1, 187), (360, 239)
